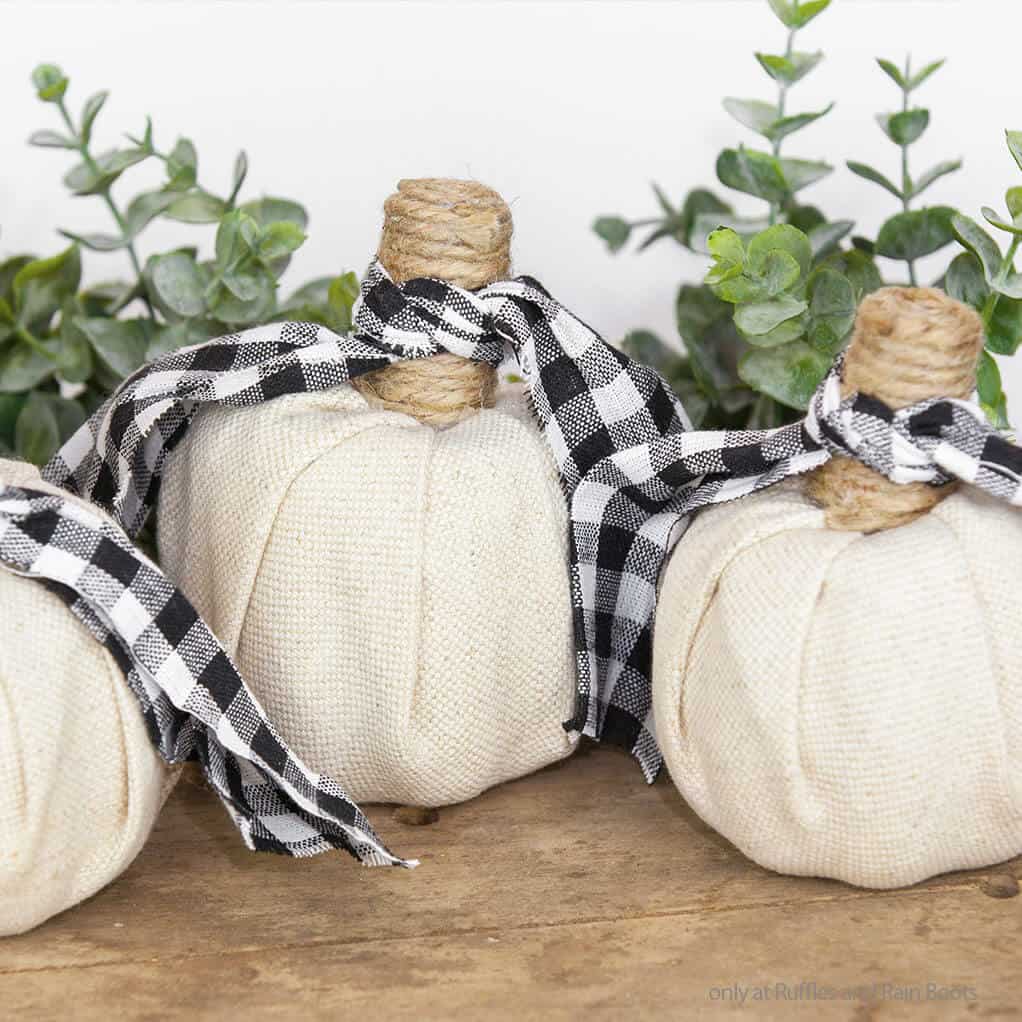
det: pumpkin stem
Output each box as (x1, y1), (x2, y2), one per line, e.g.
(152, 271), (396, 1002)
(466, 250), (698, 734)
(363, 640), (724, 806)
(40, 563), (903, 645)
(806, 286), (984, 533)
(353, 178), (511, 427)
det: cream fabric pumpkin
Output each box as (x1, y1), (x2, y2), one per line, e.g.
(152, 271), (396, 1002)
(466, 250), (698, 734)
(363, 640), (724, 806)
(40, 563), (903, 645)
(652, 478), (1022, 889)
(0, 461), (177, 936)
(157, 383), (578, 807)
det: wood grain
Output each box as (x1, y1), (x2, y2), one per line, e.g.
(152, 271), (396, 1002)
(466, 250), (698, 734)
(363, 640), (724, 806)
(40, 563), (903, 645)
(1, 744), (1019, 1020)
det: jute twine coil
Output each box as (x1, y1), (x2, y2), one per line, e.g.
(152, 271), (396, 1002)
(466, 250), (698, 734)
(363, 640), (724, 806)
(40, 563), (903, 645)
(353, 178), (512, 426)
(806, 286), (984, 533)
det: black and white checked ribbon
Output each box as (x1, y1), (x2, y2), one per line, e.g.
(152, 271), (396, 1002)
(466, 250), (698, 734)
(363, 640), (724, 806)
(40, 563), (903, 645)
(0, 484), (415, 867)
(38, 260), (1022, 784)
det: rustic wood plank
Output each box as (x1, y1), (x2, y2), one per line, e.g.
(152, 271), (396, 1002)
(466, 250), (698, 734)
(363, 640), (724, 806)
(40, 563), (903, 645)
(1, 742), (1019, 1021)
(3, 885), (1019, 1020)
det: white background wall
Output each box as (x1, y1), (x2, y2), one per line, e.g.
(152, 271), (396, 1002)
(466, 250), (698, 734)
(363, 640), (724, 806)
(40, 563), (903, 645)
(4, 0), (1022, 412)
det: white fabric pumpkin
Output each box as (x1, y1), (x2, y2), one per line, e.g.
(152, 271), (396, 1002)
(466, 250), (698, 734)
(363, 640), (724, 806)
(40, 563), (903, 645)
(157, 383), (578, 807)
(0, 461), (177, 936)
(652, 479), (1022, 889)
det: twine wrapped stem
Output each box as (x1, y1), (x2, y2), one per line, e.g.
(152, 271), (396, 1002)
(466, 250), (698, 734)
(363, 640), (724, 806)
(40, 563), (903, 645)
(353, 178), (512, 426)
(806, 286), (985, 532)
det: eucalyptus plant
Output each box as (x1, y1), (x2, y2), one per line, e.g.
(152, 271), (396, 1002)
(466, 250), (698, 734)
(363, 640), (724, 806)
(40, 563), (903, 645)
(0, 64), (359, 465)
(595, 0), (855, 428)
(595, 0), (1019, 429)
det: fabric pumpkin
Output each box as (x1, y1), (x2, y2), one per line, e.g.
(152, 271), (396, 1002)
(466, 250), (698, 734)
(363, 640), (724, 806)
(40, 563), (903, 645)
(652, 477), (1022, 889)
(157, 383), (578, 807)
(0, 460), (178, 935)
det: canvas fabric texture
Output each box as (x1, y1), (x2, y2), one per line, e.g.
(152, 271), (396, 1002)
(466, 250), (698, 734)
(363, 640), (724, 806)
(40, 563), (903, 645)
(652, 479), (1022, 888)
(0, 461), (178, 936)
(157, 384), (578, 806)
(42, 262), (1022, 783)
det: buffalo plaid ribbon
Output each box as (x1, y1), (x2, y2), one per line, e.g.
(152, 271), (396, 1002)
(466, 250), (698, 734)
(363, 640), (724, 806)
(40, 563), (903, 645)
(40, 260), (1022, 783)
(0, 483), (415, 867)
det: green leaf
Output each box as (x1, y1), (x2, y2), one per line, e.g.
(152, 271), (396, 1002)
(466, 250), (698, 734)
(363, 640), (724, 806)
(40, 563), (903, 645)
(281, 277), (333, 311)
(678, 188), (733, 249)
(0, 340), (60, 393)
(877, 109), (929, 145)
(739, 341), (831, 410)
(80, 279), (141, 316)
(909, 59), (945, 91)
(257, 221), (307, 262)
(64, 148), (149, 195)
(229, 151), (249, 205)
(981, 205), (1022, 236)
(821, 248), (883, 299)
(1007, 131), (1022, 173)
(124, 190), (180, 237)
(58, 229), (127, 252)
(807, 268), (856, 352)
(15, 393), (60, 465)
(876, 58), (906, 89)
(764, 104), (834, 144)
(791, 0), (831, 27)
(911, 159), (961, 199)
(707, 227), (744, 266)
(987, 295), (1022, 356)
(675, 284), (749, 403)
(238, 197), (308, 231)
(807, 219), (854, 258)
(951, 213), (1002, 283)
(952, 213), (1022, 298)
(28, 129), (76, 149)
(74, 317), (149, 379)
(716, 148), (789, 204)
(976, 350), (1007, 428)
(12, 246), (82, 329)
(211, 269), (276, 325)
(0, 257), (35, 304)
(944, 252), (987, 310)
(1006, 187), (1022, 220)
(148, 252), (207, 317)
(755, 51), (823, 85)
(58, 315), (95, 383)
(0, 394), (26, 449)
(326, 273), (360, 333)
(875, 206), (956, 261)
(213, 211), (259, 271)
(766, 0), (796, 25)
(747, 223), (813, 278)
(621, 330), (673, 371)
(594, 216), (631, 252)
(742, 315), (807, 348)
(166, 138), (198, 190)
(222, 269), (262, 301)
(787, 205), (825, 233)
(80, 91), (108, 146)
(778, 157), (832, 193)
(31, 64), (68, 102)
(164, 192), (227, 224)
(735, 294), (808, 337)
(722, 98), (777, 136)
(846, 160), (902, 200)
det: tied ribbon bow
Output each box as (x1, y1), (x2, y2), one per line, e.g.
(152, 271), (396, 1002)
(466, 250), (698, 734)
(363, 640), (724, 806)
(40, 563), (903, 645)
(31, 258), (1022, 805)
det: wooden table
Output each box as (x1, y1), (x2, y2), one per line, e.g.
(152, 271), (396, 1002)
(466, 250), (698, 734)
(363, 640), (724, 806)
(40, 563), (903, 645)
(2, 744), (1019, 1020)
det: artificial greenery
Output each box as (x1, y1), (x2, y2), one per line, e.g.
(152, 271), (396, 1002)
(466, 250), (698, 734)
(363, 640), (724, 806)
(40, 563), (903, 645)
(595, 0), (1018, 428)
(0, 64), (359, 465)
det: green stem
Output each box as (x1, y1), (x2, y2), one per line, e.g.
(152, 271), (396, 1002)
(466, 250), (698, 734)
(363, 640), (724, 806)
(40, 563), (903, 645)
(56, 99), (154, 319)
(900, 59), (917, 285)
(768, 27), (797, 226)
